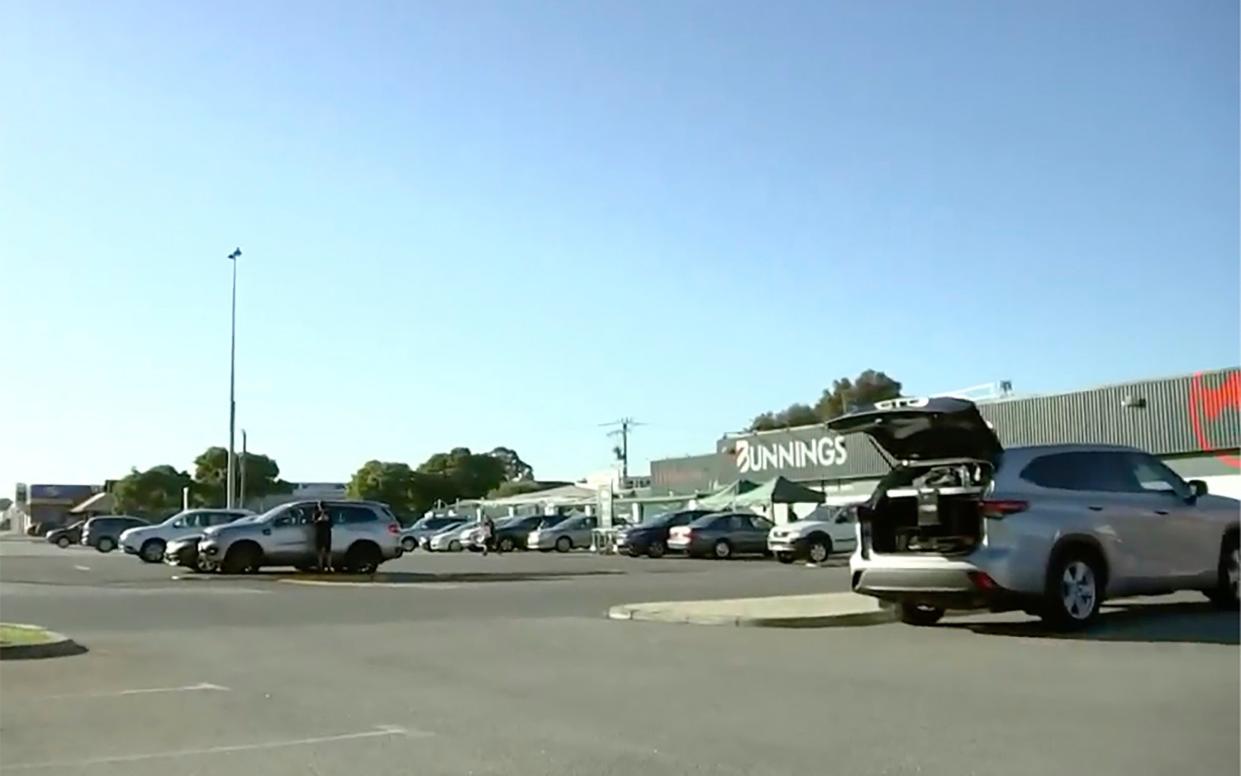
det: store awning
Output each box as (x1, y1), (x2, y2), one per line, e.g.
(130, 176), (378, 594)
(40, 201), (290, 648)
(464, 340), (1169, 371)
(697, 477), (824, 510)
(70, 492), (115, 514)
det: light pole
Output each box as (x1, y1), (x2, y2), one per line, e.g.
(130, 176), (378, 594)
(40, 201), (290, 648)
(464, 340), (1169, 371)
(226, 247), (241, 509)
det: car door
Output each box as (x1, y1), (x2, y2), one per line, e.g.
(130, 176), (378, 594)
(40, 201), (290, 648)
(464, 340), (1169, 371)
(1120, 452), (1216, 585)
(828, 509), (859, 552)
(745, 516), (774, 553)
(169, 512), (200, 540)
(265, 506), (313, 562)
(333, 504), (380, 559)
(577, 516), (598, 547)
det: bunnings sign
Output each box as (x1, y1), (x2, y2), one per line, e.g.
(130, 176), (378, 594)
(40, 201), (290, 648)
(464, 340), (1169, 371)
(720, 431), (858, 477)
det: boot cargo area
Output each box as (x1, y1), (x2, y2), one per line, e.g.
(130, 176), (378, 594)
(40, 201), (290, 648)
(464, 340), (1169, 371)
(864, 462), (989, 555)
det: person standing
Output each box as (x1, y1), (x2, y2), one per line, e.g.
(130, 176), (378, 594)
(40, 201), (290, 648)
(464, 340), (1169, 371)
(480, 514), (495, 556)
(313, 502), (333, 572)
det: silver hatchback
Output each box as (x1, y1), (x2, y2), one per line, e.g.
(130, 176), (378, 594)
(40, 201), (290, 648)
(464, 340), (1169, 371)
(833, 397), (1241, 630)
(198, 500), (403, 574)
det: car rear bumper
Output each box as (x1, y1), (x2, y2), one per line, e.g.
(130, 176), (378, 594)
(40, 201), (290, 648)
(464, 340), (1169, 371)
(851, 559), (1035, 611)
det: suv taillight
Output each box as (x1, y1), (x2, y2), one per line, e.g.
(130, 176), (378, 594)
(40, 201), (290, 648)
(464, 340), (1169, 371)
(978, 499), (1028, 519)
(387, 523), (400, 535)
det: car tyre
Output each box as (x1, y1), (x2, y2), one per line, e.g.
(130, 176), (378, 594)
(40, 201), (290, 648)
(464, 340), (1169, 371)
(222, 543), (261, 575)
(1206, 533), (1240, 610)
(555, 536), (572, 553)
(448, 540), (462, 552)
(498, 537), (515, 553)
(1041, 550), (1103, 630)
(401, 537), (416, 553)
(96, 537), (115, 553)
(56, 536), (71, 548)
(647, 540), (666, 559)
(775, 551), (795, 565)
(712, 539), (732, 560)
(140, 539), (165, 564)
(898, 602), (945, 626)
(806, 536), (832, 564)
(345, 543), (382, 575)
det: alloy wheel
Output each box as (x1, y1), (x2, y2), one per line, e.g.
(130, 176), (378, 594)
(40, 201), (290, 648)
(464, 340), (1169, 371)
(1060, 560), (1097, 620)
(808, 542), (829, 564)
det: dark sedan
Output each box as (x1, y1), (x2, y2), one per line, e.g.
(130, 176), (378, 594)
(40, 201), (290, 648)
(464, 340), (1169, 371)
(667, 512), (775, 559)
(491, 514), (558, 552)
(46, 521), (86, 548)
(616, 509), (714, 558)
(81, 516), (148, 553)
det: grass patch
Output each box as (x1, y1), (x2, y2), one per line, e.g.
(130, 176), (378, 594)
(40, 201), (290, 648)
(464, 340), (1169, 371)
(0, 624), (57, 646)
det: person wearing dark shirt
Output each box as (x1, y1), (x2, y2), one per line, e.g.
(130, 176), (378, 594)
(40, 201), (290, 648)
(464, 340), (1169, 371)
(313, 502), (333, 572)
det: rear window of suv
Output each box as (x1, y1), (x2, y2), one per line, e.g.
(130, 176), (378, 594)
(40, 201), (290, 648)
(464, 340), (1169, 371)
(1019, 451), (1145, 492)
(333, 505), (378, 524)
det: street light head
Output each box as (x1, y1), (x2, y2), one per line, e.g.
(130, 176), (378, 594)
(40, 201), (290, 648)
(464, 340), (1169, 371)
(228, 248), (242, 260)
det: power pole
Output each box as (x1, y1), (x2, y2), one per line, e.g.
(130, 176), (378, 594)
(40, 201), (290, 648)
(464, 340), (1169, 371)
(601, 417), (644, 482)
(226, 247), (241, 509)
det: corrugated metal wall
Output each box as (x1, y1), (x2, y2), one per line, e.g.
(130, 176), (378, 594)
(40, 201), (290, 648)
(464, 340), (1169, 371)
(651, 368), (1240, 492)
(978, 369), (1239, 454)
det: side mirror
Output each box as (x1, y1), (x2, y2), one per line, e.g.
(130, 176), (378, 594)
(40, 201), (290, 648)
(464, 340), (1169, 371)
(262, 528), (272, 536)
(1188, 480), (1208, 501)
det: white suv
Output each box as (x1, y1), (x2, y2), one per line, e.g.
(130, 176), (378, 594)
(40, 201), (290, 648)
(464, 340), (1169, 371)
(830, 397), (1240, 630)
(120, 509), (252, 563)
(767, 505), (858, 564)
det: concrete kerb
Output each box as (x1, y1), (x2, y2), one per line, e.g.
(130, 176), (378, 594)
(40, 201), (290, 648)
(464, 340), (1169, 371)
(0, 624), (86, 660)
(607, 593), (898, 628)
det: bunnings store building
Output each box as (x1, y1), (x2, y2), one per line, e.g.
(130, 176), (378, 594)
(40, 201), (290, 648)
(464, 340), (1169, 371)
(650, 368), (1241, 517)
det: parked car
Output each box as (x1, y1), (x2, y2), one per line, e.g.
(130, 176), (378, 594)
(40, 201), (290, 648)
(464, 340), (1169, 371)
(81, 516), (149, 553)
(119, 509), (252, 563)
(830, 396), (1241, 630)
(46, 520), (86, 548)
(767, 505), (857, 564)
(616, 509), (714, 558)
(668, 512), (775, 559)
(198, 501), (402, 574)
(427, 521), (479, 552)
(164, 515), (264, 571)
(527, 514), (598, 552)
(399, 516), (466, 552)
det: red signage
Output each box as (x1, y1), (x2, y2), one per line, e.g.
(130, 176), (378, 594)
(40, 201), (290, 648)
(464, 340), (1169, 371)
(1189, 372), (1241, 469)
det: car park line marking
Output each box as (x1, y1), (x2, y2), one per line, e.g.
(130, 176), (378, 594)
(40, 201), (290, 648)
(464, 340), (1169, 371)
(0, 724), (431, 770)
(277, 579), (463, 589)
(73, 565), (90, 571)
(38, 682), (230, 700)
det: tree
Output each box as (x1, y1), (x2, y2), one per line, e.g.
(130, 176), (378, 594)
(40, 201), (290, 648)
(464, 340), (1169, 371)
(417, 447), (507, 501)
(347, 461), (419, 518)
(192, 446), (292, 508)
(748, 403), (818, 431)
(489, 446), (534, 481)
(345, 460), (464, 519)
(113, 465), (193, 518)
(812, 370), (902, 420)
(748, 370), (902, 430)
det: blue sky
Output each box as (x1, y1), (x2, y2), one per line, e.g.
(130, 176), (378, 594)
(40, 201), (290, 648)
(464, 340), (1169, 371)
(2, 0), (1237, 487)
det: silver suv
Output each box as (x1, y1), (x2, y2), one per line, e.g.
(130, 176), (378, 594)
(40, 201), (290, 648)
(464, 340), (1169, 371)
(198, 500), (402, 574)
(831, 397), (1240, 630)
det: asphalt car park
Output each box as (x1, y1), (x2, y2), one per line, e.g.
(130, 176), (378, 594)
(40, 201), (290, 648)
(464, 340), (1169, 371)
(1, 537), (1237, 776)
